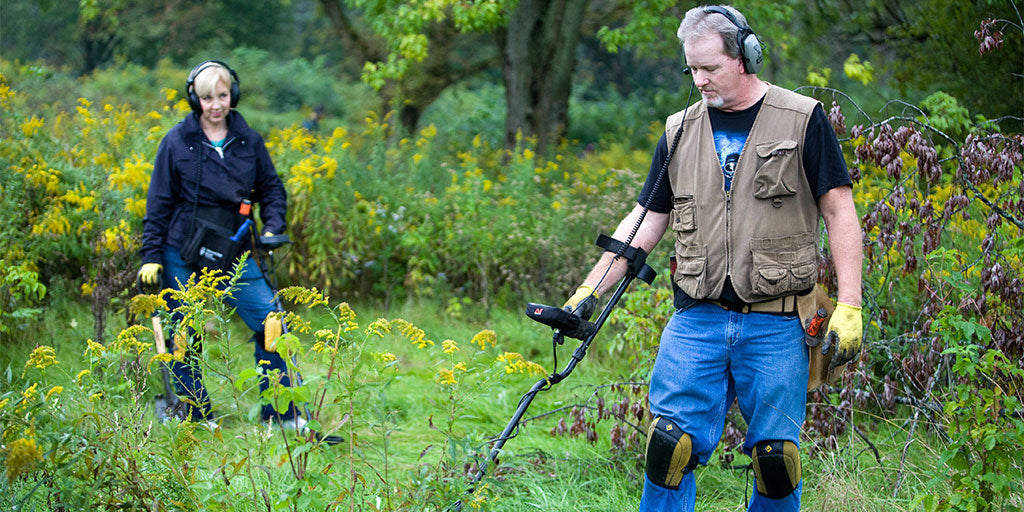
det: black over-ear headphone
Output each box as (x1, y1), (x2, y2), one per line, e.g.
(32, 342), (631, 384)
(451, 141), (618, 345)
(703, 6), (763, 74)
(185, 60), (241, 114)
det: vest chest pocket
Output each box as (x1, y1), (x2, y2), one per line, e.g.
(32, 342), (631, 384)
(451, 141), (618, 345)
(750, 233), (817, 297)
(753, 140), (799, 200)
(671, 195), (696, 232)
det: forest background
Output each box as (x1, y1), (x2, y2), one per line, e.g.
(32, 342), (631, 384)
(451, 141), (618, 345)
(1, 0), (1022, 511)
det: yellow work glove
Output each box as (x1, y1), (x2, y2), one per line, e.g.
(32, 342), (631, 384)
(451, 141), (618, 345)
(827, 302), (863, 367)
(562, 284), (599, 321)
(138, 263), (162, 285)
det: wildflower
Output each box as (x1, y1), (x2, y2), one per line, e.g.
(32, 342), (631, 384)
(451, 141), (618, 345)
(366, 318), (392, 338)
(496, 352), (546, 376)
(22, 383), (39, 401)
(149, 353), (173, 369)
(392, 319), (433, 348)
(442, 339), (459, 354)
(89, 392), (104, 402)
(376, 352), (397, 364)
(85, 338), (105, 358)
(454, 362), (467, 372)
(76, 369), (91, 384)
(5, 437), (42, 480)
(45, 386), (63, 401)
(20, 116), (44, 137)
(437, 368), (457, 385)
(471, 330), (497, 350)
(25, 345), (58, 371)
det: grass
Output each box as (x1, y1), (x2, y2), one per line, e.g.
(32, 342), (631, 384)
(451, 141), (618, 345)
(1, 286), (952, 511)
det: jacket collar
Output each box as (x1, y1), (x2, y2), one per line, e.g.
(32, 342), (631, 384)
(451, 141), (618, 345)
(183, 110), (249, 142)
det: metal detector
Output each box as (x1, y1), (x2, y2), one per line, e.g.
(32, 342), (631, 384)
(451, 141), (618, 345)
(448, 234), (656, 511)
(254, 234), (345, 446)
(137, 276), (189, 423)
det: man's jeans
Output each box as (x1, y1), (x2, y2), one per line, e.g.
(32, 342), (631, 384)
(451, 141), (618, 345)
(639, 302), (808, 512)
(160, 245), (298, 422)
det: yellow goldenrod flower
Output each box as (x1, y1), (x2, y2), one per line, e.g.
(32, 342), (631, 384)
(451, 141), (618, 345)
(442, 339), (459, 354)
(471, 330), (497, 350)
(437, 368), (457, 385)
(45, 386), (63, 401)
(391, 319), (433, 348)
(5, 437), (42, 480)
(85, 338), (106, 358)
(76, 369), (91, 384)
(20, 116), (44, 137)
(25, 345), (58, 371)
(22, 383), (39, 401)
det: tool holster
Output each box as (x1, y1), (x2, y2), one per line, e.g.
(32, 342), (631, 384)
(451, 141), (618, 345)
(797, 286), (847, 391)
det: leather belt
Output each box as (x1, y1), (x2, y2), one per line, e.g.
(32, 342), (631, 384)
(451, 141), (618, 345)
(708, 294), (798, 314)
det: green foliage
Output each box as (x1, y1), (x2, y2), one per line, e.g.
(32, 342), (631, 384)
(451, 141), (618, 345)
(843, 54), (874, 86)
(917, 308), (1024, 511)
(919, 91), (973, 140)
(0, 261), (47, 342)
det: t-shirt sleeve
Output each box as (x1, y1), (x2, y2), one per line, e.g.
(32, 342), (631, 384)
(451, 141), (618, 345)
(803, 104), (852, 200)
(637, 132), (674, 214)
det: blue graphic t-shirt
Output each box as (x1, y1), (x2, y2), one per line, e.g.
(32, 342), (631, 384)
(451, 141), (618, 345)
(709, 97), (762, 191)
(714, 132), (746, 191)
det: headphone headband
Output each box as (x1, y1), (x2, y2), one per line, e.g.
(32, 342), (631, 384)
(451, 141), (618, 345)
(702, 6), (763, 74)
(185, 60), (241, 114)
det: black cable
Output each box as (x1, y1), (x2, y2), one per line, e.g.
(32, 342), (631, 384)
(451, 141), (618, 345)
(572, 81), (696, 312)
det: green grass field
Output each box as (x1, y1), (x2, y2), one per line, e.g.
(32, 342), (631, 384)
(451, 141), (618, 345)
(0, 286), (954, 511)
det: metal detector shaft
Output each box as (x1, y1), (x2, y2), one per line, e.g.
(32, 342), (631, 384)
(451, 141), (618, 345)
(458, 235), (656, 502)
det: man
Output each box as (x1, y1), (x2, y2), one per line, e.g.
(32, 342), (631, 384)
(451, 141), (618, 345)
(562, 5), (863, 511)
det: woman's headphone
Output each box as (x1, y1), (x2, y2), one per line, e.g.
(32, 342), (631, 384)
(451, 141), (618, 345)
(703, 6), (763, 74)
(185, 60), (241, 114)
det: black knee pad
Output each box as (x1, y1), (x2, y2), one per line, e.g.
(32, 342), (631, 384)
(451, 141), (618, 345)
(645, 416), (698, 489)
(751, 440), (801, 499)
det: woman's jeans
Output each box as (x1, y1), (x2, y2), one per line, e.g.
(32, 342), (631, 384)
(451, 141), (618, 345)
(160, 245), (298, 422)
(639, 302), (808, 512)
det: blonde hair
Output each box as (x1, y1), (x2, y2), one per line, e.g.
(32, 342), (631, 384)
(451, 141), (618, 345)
(192, 64), (234, 99)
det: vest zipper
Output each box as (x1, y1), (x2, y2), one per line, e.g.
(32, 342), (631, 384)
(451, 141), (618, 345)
(725, 188), (732, 281)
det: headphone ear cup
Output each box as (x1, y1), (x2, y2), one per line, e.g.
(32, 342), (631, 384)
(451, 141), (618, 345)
(187, 90), (201, 114)
(229, 79), (241, 108)
(740, 32), (763, 74)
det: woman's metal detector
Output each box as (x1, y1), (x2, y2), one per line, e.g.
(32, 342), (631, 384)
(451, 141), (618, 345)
(255, 233), (345, 445)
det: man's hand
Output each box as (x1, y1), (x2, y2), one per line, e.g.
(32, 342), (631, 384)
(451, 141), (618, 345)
(138, 263), (163, 286)
(563, 284), (599, 321)
(263, 231), (274, 237)
(828, 302), (863, 367)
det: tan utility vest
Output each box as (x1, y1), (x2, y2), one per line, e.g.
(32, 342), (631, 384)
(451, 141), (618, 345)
(666, 85), (821, 303)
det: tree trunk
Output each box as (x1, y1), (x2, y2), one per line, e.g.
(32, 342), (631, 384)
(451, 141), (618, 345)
(503, 0), (588, 155)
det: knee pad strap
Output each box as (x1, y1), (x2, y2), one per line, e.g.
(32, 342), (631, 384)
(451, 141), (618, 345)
(751, 440), (801, 499)
(645, 416), (698, 489)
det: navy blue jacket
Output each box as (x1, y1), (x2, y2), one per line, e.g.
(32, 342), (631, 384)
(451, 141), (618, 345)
(141, 111), (287, 265)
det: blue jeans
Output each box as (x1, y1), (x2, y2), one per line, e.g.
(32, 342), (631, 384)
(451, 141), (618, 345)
(160, 245), (298, 422)
(639, 302), (808, 512)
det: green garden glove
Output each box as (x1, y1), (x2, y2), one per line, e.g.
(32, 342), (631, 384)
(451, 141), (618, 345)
(563, 284), (598, 321)
(828, 302), (863, 367)
(138, 263), (162, 286)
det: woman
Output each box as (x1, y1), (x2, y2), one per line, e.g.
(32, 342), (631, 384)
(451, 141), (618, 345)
(138, 60), (302, 429)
